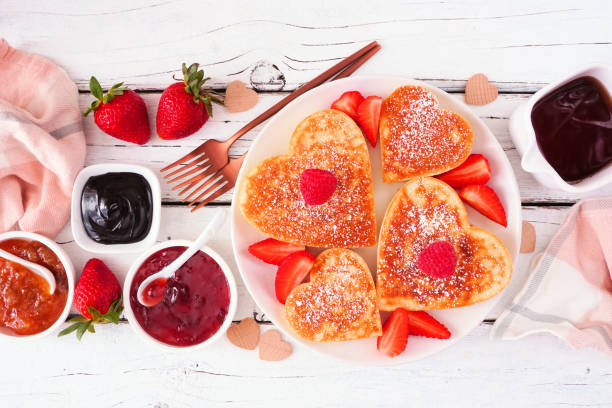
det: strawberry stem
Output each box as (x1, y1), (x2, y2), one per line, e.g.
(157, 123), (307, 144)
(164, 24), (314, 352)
(58, 296), (124, 340)
(83, 76), (129, 116)
(175, 62), (224, 117)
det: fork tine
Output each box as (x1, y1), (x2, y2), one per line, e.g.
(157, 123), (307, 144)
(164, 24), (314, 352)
(190, 182), (233, 212)
(187, 176), (227, 207)
(160, 144), (208, 173)
(164, 154), (209, 179)
(172, 164), (216, 190)
(167, 162), (211, 184)
(183, 173), (223, 205)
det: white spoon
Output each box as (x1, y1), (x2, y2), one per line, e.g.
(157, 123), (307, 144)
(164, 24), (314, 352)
(0, 248), (56, 294)
(137, 209), (226, 307)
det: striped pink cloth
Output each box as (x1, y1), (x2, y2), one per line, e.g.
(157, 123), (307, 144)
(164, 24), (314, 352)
(0, 38), (85, 238)
(492, 198), (612, 355)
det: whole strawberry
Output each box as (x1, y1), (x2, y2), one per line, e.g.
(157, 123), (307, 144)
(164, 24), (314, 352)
(156, 63), (223, 140)
(58, 259), (122, 340)
(83, 76), (150, 145)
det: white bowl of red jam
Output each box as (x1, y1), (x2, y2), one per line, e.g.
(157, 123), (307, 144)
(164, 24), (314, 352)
(510, 64), (612, 193)
(123, 239), (237, 351)
(0, 231), (75, 340)
(71, 163), (161, 254)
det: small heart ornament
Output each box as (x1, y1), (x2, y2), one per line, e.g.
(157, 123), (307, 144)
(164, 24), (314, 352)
(225, 80), (258, 113)
(226, 317), (260, 350)
(258, 329), (292, 361)
(465, 73), (498, 105)
(520, 221), (536, 253)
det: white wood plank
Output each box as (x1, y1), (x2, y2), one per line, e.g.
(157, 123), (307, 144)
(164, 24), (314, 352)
(80, 92), (612, 204)
(0, 322), (610, 408)
(3, 0), (612, 92)
(56, 204), (571, 322)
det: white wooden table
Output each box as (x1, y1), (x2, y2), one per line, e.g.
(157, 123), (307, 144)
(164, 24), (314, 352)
(3, 1), (612, 407)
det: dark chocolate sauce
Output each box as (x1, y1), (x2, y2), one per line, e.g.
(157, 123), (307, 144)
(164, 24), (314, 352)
(81, 172), (153, 244)
(531, 76), (612, 182)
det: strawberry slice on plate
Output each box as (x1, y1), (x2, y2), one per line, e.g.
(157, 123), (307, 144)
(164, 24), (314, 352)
(436, 154), (491, 188)
(248, 238), (306, 265)
(330, 91), (364, 120)
(377, 308), (410, 357)
(356, 96), (382, 147)
(406, 311), (451, 339)
(459, 184), (507, 227)
(275, 251), (315, 304)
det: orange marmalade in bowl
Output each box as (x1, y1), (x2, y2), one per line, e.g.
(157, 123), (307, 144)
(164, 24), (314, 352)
(0, 239), (69, 335)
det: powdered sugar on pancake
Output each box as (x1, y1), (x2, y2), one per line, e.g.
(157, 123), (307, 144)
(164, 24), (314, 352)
(378, 179), (492, 308)
(381, 86), (473, 180)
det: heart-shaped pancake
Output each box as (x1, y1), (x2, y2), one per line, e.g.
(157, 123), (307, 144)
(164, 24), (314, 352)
(377, 177), (512, 311)
(239, 109), (376, 248)
(285, 248), (382, 342)
(379, 85), (474, 183)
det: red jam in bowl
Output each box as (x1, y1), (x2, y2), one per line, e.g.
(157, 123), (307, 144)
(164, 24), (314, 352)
(129, 246), (230, 347)
(0, 239), (69, 335)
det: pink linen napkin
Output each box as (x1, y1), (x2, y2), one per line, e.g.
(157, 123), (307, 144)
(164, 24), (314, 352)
(492, 198), (612, 355)
(0, 38), (85, 238)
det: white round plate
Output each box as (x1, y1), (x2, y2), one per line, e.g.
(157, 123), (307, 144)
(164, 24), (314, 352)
(231, 76), (521, 365)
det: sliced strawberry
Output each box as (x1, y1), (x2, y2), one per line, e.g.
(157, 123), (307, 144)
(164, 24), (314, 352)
(377, 308), (410, 357)
(275, 251), (315, 304)
(406, 311), (451, 339)
(459, 184), (507, 227)
(330, 91), (364, 120)
(436, 154), (491, 188)
(248, 238), (306, 265)
(356, 96), (382, 147)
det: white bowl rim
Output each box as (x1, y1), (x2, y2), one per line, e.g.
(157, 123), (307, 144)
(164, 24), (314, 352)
(71, 163), (161, 254)
(0, 231), (75, 340)
(122, 239), (237, 352)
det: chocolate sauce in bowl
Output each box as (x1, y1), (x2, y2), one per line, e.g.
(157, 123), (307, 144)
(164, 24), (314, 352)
(81, 172), (153, 244)
(531, 76), (612, 182)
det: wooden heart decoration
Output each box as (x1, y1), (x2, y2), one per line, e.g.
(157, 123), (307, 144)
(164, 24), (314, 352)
(225, 80), (258, 113)
(284, 249), (382, 341)
(226, 317), (260, 350)
(258, 329), (292, 361)
(520, 221), (536, 253)
(238, 109), (376, 248)
(377, 177), (512, 311)
(465, 73), (498, 105)
(379, 85), (474, 182)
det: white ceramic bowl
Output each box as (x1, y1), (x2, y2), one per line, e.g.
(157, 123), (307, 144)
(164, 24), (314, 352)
(231, 76), (521, 364)
(71, 163), (161, 254)
(123, 240), (237, 352)
(0, 231), (75, 340)
(509, 64), (612, 193)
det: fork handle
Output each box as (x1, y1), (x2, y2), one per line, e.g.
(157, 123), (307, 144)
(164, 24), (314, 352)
(222, 41), (380, 147)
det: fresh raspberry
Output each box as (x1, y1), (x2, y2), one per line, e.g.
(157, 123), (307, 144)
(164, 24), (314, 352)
(299, 169), (337, 205)
(417, 241), (457, 279)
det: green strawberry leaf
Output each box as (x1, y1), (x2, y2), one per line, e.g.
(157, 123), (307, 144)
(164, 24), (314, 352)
(87, 306), (103, 321)
(76, 321), (91, 340)
(89, 76), (104, 100)
(58, 322), (82, 337)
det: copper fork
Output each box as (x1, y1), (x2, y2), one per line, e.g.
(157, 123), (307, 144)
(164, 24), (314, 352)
(162, 41), (381, 211)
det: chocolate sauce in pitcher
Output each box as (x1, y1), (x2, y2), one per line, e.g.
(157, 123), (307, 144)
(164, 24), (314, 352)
(531, 76), (612, 182)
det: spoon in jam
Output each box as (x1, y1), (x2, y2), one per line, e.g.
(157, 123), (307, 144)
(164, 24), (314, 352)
(0, 249), (56, 294)
(137, 209), (226, 307)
